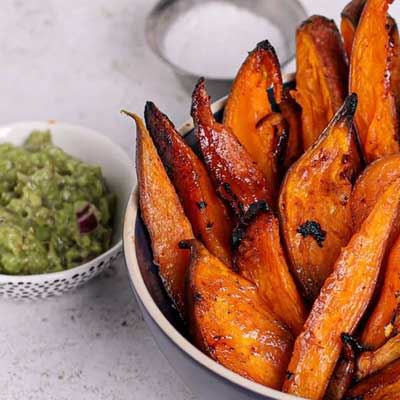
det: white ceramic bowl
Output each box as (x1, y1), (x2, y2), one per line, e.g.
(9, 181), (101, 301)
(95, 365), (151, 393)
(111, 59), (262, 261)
(124, 75), (302, 400)
(0, 121), (134, 300)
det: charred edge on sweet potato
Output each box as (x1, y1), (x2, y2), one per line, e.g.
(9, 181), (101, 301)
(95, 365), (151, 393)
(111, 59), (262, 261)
(231, 201), (270, 250)
(192, 78), (272, 216)
(144, 100), (233, 267)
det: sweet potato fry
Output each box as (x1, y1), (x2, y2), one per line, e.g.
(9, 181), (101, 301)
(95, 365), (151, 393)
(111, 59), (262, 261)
(223, 40), (283, 195)
(186, 239), (293, 389)
(282, 178), (400, 400)
(350, 0), (400, 162)
(280, 89), (303, 171)
(279, 94), (360, 302)
(346, 359), (400, 399)
(235, 211), (307, 336)
(351, 155), (400, 231)
(124, 111), (194, 316)
(341, 0), (366, 59)
(191, 78), (272, 216)
(361, 235), (400, 349)
(325, 339), (356, 400)
(357, 333), (400, 380)
(293, 15), (348, 150)
(144, 101), (233, 267)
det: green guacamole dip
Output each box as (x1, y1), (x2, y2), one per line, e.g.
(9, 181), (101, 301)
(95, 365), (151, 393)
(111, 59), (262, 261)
(0, 131), (115, 275)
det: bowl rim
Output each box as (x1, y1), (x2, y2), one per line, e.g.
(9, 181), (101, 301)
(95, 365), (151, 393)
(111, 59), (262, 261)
(0, 120), (132, 282)
(124, 75), (304, 400)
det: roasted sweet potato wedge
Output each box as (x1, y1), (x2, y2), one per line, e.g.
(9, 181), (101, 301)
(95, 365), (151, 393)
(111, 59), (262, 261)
(144, 101), (233, 267)
(293, 15), (348, 150)
(235, 211), (307, 336)
(350, 0), (400, 162)
(223, 40), (283, 195)
(351, 155), (400, 231)
(341, 0), (366, 59)
(280, 89), (303, 171)
(357, 333), (400, 380)
(279, 94), (360, 302)
(282, 178), (400, 400)
(191, 78), (272, 216)
(361, 235), (400, 349)
(346, 359), (400, 399)
(325, 340), (356, 400)
(124, 111), (194, 316)
(186, 239), (293, 389)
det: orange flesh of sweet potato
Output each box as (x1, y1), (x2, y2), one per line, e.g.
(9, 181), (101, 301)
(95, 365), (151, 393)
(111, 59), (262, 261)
(346, 359), (400, 399)
(125, 111), (194, 316)
(279, 94), (360, 302)
(282, 178), (400, 400)
(186, 239), (293, 389)
(351, 154), (400, 231)
(191, 78), (272, 216)
(294, 15), (348, 150)
(361, 235), (400, 349)
(357, 333), (400, 380)
(350, 0), (400, 163)
(280, 89), (303, 171)
(341, 0), (367, 59)
(223, 40), (283, 196)
(144, 101), (233, 267)
(235, 212), (307, 336)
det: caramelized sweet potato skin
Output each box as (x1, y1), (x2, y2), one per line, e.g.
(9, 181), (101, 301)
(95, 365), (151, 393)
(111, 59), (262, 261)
(361, 235), (400, 349)
(191, 78), (271, 216)
(235, 212), (307, 336)
(341, 0), (366, 59)
(325, 342), (356, 400)
(126, 112), (194, 316)
(186, 240), (293, 389)
(224, 40), (283, 195)
(294, 15), (348, 150)
(350, 0), (400, 162)
(357, 333), (400, 380)
(280, 90), (303, 171)
(144, 102), (233, 267)
(282, 178), (400, 400)
(279, 95), (360, 302)
(351, 155), (400, 231)
(346, 359), (400, 399)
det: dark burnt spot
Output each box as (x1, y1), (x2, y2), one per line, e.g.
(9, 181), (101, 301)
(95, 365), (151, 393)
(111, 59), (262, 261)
(341, 333), (368, 354)
(286, 371), (294, 380)
(343, 396), (363, 400)
(232, 201), (270, 249)
(243, 201), (269, 223)
(194, 292), (203, 303)
(207, 343), (216, 356)
(297, 221), (326, 247)
(178, 240), (192, 250)
(213, 335), (222, 341)
(342, 154), (350, 164)
(223, 182), (234, 196)
(197, 201), (207, 210)
(256, 39), (276, 55)
(206, 221), (214, 230)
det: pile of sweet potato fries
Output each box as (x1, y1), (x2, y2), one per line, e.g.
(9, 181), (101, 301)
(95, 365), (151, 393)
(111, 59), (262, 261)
(124, 0), (400, 398)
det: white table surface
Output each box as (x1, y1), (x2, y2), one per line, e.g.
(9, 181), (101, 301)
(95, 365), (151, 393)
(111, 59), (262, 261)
(1, 1), (399, 399)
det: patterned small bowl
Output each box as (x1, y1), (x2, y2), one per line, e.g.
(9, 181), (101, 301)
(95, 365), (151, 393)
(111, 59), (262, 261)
(0, 121), (134, 300)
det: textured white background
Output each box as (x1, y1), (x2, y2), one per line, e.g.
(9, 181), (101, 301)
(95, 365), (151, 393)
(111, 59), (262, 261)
(1, 1), (399, 399)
